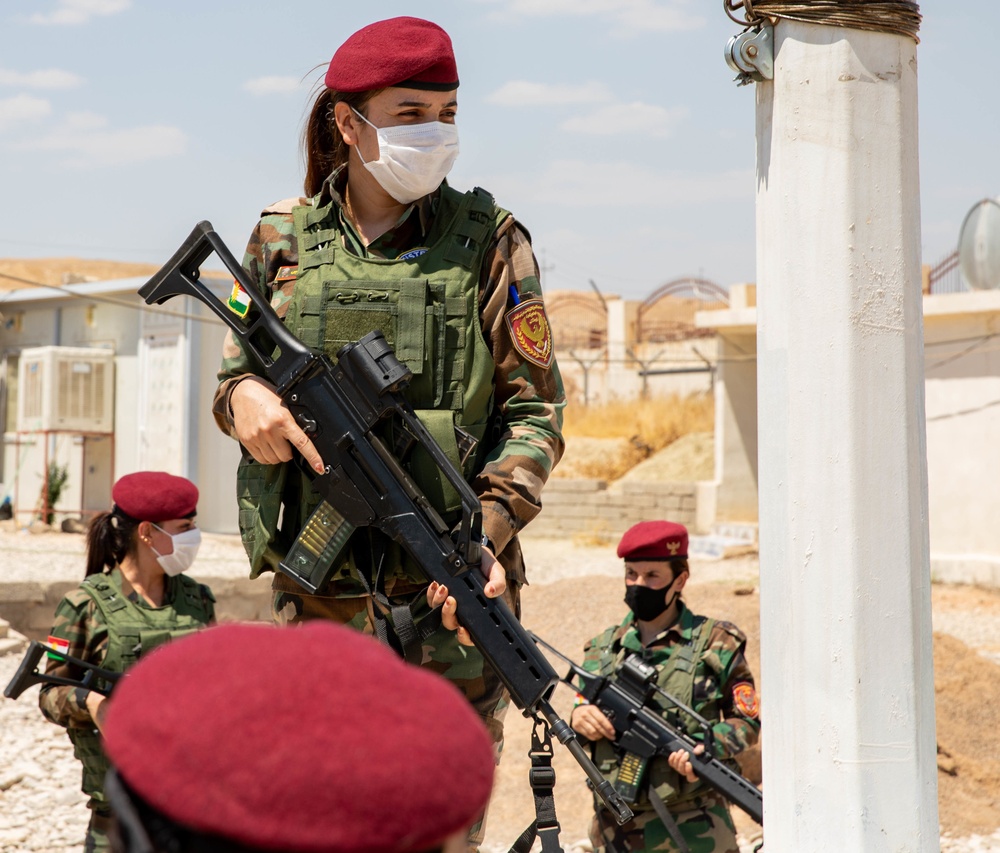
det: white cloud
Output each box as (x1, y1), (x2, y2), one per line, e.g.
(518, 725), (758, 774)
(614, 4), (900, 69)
(22, 112), (187, 168)
(0, 68), (84, 89)
(0, 95), (52, 131)
(243, 76), (303, 96)
(560, 103), (688, 138)
(486, 81), (613, 107)
(29, 0), (130, 26)
(489, 159), (752, 208)
(483, 0), (704, 36)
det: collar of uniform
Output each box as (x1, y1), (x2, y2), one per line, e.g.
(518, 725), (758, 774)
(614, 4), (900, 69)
(323, 165), (439, 251)
(619, 602), (694, 652)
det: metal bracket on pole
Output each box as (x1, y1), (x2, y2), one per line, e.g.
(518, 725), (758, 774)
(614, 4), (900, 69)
(725, 26), (773, 86)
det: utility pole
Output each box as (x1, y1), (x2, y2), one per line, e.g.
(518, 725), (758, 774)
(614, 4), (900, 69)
(725, 3), (936, 850)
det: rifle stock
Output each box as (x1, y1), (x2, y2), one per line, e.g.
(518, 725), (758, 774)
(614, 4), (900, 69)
(529, 630), (764, 825)
(4, 640), (119, 700)
(139, 221), (633, 826)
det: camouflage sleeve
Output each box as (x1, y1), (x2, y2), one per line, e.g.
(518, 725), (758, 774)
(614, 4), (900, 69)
(700, 621), (761, 759)
(473, 217), (566, 553)
(211, 207), (300, 438)
(38, 589), (107, 728)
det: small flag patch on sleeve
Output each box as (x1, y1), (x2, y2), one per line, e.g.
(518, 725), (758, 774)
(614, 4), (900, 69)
(227, 280), (251, 318)
(46, 635), (70, 661)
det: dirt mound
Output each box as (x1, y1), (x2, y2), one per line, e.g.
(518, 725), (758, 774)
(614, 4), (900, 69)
(553, 432), (714, 483)
(0, 258), (161, 290)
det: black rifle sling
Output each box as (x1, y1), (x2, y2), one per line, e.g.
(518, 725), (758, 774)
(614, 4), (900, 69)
(509, 720), (563, 853)
(648, 786), (691, 853)
(353, 530), (441, 666)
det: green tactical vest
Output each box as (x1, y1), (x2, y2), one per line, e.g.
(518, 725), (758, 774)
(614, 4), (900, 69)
(237, 184), (508, 584)
(68, 571), (213, 806)
(592, 615), (721, 811)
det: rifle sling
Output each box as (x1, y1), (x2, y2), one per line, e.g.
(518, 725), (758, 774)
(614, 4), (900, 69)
(509, 722), (563, 853)
(648, 785), (691, 853)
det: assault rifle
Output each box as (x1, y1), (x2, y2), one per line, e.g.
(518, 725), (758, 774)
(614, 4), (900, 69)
(529, 631), (763, 825)
(138, 221), (633, 826)
(4, 640), (120, 700)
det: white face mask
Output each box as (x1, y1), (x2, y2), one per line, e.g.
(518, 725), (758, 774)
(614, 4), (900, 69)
(352, 108), (459, 204)
(150, 524), (202, 577)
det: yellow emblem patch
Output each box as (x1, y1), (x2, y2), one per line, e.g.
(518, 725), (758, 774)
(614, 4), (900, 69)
(275, 266), (298, 282)
(505, 299), (553, 369)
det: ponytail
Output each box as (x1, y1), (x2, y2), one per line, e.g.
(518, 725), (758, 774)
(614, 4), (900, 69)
(85, 509), (139, 578)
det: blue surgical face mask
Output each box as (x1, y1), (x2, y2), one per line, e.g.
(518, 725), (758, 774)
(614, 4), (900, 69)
(150, 524), (201, 576)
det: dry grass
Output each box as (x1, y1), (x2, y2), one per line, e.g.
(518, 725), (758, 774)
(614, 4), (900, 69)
(562, 393), (714, 481)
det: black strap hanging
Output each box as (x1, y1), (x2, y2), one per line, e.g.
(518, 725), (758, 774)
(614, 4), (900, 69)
(648, 786), (690, 853)
(508, 718), (563, 853)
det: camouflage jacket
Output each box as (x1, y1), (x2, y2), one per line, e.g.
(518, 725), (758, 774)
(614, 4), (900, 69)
(38, 569), (216, 728)
(582, 603), (761, 760)
(212, 166), (566, 558)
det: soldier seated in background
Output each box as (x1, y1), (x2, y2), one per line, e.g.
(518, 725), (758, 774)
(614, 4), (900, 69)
(571, 520), (761, 853)
(100, 619), (496, 853)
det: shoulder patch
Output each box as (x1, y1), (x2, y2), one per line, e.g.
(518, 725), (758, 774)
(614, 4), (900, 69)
(261, 196), (309, 215)
(732, 681), (760, 719)
(505, 299), (553, 369)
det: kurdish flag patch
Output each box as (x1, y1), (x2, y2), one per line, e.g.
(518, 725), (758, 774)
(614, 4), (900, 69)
(227, 280), (251, 318)
(46, 635), (70, 661)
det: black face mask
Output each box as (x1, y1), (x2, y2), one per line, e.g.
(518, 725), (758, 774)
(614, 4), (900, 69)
(625, 580), (678, 622)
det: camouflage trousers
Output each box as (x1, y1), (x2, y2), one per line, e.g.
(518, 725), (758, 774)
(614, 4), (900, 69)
(590, 795), (739, 853)
(84, 808), (114, 852)
(272, 572), (518, 849)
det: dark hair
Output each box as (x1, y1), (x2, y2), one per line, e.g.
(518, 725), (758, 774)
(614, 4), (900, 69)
(107, 767), (447, 853)
(301, 83), (383, 197)
(85, 509), (140, 578)
(669, 557), (690, 576)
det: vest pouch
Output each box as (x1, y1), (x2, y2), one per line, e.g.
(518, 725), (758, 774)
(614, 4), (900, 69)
(321, 280), (447, 408)
(410, 409), (464, 516)
(237, 454), (291, 577)
(69, 727), (111, 804)
(138, 627), (197, 658)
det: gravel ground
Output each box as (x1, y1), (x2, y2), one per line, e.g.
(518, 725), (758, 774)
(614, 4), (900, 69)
(1, 527), (998, 852)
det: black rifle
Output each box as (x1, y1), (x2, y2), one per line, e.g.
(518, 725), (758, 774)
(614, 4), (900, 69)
(530, 631), (763, 825)
(138, 220), (632, 826)
(4, 640), (120, 700)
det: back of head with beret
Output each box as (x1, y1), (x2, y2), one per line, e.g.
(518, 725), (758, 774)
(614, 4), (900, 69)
(102, 621), (495, 853)
(325, 16), (459, 93)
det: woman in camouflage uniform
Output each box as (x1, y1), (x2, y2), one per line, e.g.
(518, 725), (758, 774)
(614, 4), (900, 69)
(38, 471), (215, 852)
(212, 17), (565, 847)
(572, 521), (761, 853)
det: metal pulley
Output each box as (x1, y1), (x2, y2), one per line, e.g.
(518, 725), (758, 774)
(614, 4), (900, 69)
(725, 26), (773, 86)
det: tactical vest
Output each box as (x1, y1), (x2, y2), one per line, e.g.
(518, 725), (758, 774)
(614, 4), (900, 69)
(68, 571), (213, 806)
(591, 615), (721, 811)
(237, 184), (508, 583)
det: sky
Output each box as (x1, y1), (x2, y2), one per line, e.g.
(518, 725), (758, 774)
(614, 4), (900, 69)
(0, 0), (995, 301)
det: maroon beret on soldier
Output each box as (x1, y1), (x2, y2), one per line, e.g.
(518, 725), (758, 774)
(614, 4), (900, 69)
(325, 16), (459, 93)
(102, 621), (495, 853)
(617, 520), (689, 561)
(111, 471), (198, 523)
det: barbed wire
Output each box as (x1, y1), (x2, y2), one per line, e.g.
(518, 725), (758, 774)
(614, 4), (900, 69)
(724, 0), (921, 42)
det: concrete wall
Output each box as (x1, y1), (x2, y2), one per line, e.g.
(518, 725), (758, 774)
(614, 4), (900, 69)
(698, 288), (1000, 585)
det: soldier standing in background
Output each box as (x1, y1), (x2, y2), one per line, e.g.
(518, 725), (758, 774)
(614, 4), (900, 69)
(37, 471), (215, 852)
(571, 521), (760, 853)
(211, 16), (565, 848)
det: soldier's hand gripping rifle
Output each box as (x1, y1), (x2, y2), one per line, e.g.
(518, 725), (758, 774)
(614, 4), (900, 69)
(138, 220), (633, 826)
(4, 640), (120, 700)
(529, 631), (763, 825)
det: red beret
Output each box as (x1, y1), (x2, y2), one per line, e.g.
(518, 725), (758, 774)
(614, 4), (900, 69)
(325, 16), (459, 93)
(102, 621), (495, 853)
(617, 520), (689, 561)
(111, 471), (198, 522)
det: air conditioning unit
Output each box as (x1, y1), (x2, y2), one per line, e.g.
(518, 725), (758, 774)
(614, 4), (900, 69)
(17, 346), (115, 433)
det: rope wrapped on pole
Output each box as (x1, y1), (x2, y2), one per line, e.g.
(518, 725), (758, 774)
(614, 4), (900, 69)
(724, 0), (921, 42)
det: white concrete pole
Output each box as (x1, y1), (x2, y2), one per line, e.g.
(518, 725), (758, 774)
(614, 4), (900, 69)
(755, 21), (939, 851)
